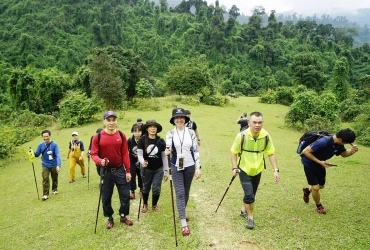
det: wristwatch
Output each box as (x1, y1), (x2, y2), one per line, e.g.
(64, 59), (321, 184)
(274, 168), (279, 172)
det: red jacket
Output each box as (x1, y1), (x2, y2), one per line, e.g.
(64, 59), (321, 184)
(90, 130), (130, 173)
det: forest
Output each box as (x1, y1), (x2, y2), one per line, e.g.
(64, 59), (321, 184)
(1, 0), (370, 158)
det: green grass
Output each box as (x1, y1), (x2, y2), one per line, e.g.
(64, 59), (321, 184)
(1, 97), (369, 250)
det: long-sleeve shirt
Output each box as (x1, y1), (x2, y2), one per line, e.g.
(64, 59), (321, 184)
(90, 130), (130, 172)
(166, 127), (201, 169)
(34, 141), (61, 168)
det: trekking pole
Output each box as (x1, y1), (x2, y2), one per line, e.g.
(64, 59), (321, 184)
(168, 155), (178, 247)
(138, 165), (145, 220)
(215, 169), (240, 212)
(87, 156), (90, 190)
(27, 147), (39, 200)
(94, 158), (107, 234)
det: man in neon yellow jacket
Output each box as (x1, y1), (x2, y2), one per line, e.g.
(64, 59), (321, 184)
(231, 111), (280, 230)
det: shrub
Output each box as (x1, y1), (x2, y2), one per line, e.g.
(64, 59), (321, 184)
(259, 89), (277, 104)
(275, 86), (295, 106)
(58, 90), (101, 128)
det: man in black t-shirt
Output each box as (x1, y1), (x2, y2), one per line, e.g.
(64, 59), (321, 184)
(237, 112), (249, 132)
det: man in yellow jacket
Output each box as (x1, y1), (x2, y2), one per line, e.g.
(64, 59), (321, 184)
(231, 111), (280, 229)
(67, 131), (86, 183)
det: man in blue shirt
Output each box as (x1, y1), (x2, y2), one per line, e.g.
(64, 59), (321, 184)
(301, 128), (358, 214)
(34, 130), (61, 201)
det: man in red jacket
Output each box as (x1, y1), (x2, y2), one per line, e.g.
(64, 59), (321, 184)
(90, 110), (133, 229)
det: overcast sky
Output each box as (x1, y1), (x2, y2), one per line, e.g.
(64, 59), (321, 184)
(221, 0), (370, 16)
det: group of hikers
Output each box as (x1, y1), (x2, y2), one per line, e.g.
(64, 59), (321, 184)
(30, 108), (358, 235)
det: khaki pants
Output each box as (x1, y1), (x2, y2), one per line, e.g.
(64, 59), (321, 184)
(42, 166), (58, 196)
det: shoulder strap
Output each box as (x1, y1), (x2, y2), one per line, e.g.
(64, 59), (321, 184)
(243, 135), (269, 153)
(237, 132), (246, 167)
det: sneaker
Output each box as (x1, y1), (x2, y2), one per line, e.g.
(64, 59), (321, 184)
(152, 205), (160, 211)
(240, 211), (248, 219)
(120, 217), (133, 226)
(42, 195), (48, 201)
(130, 192), (135, 199)
(106, 220), (114, 229)
(302, 187), (310, 203)
(83, 175), (86, 178)
(182, 226), (190, 236)
(317, 205), (327, 214)
(69, 180), (75, 183)
(53, 190), (59, 195)
(142, 204), (148, 213)
(245, 218), (254, 229)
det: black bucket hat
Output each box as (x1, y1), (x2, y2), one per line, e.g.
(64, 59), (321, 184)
(142, 119), (162, 133)
(170, 108), (190, 125)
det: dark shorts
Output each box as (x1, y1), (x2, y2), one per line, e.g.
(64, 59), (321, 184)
(303, 164), (326, 186)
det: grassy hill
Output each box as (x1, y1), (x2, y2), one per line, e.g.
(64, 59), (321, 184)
(0, 97), (369, 249)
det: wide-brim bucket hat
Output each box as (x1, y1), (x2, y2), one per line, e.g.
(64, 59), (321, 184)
(142, 119), (162, 133)
(170, 108), (190, 125)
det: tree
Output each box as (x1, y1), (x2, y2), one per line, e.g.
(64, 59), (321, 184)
(89, 52), (125, 109)
(165, 57), (213, 96)
(229, 5), (240, 19)
(331, 57), (350, 101)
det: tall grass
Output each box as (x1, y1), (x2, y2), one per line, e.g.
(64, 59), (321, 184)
(0, 97), (369, 250)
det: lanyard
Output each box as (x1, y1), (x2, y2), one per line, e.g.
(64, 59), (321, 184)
(175, 128), (185, 154)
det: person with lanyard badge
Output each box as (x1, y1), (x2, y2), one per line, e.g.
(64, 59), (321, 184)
(137, 120), (168, 212)
(165, 108), (202, 236)
(33, 130), (61, 201)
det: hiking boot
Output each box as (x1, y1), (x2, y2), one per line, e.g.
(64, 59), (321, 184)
(317, 205), (327, 214)
(152, 205), (160, 211)
(245, 218), (254, 229)
(106, 220), (114, 229)
(302, 187), (310, 203)
(120, 217), (133, 226)
(142, 204), (148, 213)
(182, 226), (190, 236)
(130, 192), (135, 199)
(69, 180), (75, 183)
(53, 190), (59, 195)
(240, 211), (248, 219)
(42, 195), (48, 201)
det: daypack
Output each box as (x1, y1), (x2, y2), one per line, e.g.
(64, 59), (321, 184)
(297, 130), (331, 155)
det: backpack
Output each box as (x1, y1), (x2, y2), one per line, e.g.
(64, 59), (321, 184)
(297, 130), (331, 155)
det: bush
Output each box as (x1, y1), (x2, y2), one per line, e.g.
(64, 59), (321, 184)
(259, 89), (277, 104)
(202, 93), (227, 106)
(275, 86), (295, 106)
(354, 104), (370, 146)
(58, 90), (101, 128)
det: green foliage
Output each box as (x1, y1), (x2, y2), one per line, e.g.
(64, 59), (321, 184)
(259, 89), (277, 104)
(331, 56), (350, 101)
(354, 104), (370, 146)
(89, 51), (125, 109)
(165, 57), (214, 98)
(285, 90), (341, 131)
(58, 90), (100, 128)
(275, 86), (296, 106)
(0, 110), (55, 158)
(135, 78), (153, 98)
(201, 92), (227, 106)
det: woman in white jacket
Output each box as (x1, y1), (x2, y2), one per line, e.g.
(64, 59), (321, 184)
(165, 108), (201, 237)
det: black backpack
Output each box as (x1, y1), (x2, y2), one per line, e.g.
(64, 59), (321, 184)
(297, 130), (331, 155)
